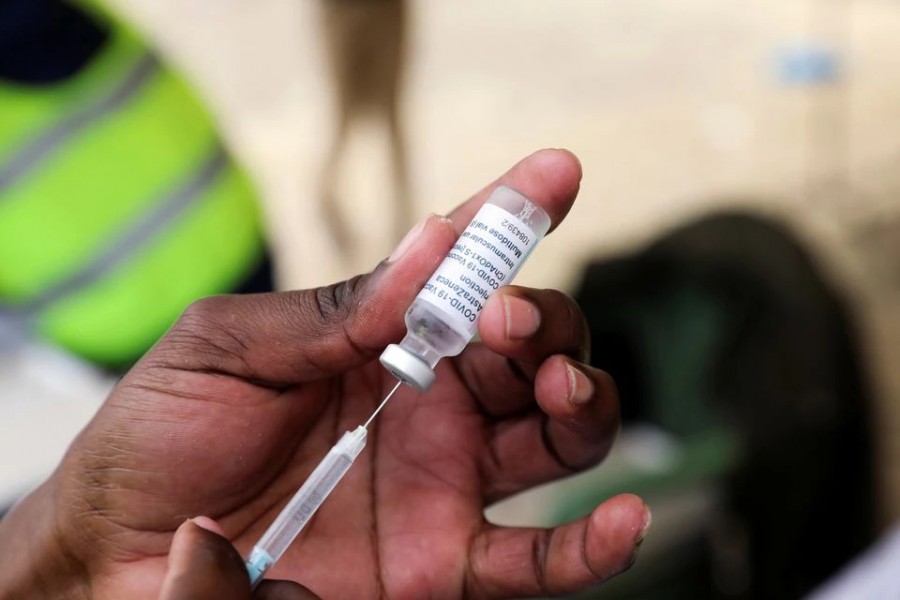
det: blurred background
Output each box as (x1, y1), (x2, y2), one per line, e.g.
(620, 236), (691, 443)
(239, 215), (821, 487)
(2, 0), (900, 597)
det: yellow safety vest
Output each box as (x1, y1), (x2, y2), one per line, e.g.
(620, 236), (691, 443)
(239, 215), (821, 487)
(0, 15), (264, 368)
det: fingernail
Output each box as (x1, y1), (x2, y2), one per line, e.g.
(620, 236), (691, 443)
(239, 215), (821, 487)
(636, 506), (652, 545)
(567, 363), (594, 406)
(503, 295), (541, 340)
(388, 215), (431, 263)
(190, 516), (226, 537)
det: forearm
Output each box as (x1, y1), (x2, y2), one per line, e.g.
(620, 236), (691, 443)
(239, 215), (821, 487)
(0, 480), (90, 600)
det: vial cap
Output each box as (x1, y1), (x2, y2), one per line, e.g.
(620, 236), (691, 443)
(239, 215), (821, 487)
(379, 344), (436, 391)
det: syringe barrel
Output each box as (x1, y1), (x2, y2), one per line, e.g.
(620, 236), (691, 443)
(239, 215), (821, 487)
(246, 427), (366, 586)
(257, 450), (353, 560)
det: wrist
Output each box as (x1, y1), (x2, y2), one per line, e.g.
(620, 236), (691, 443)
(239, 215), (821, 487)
(0, 480), (91, 600)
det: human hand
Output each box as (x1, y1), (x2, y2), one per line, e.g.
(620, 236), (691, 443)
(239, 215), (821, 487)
(0, 149), (649, 599)
(157, 517), (317, 599)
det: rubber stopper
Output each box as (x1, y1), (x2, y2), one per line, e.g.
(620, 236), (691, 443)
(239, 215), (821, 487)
(379, 344), (436, 391)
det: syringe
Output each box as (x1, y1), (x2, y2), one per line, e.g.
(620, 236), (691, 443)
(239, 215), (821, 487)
(243, 430), (366, 587)
(245, 186), (550, 586)
(245, 381), (402, 587)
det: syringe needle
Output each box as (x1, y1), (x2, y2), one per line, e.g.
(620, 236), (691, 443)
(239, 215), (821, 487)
(364, 380), (403, 429)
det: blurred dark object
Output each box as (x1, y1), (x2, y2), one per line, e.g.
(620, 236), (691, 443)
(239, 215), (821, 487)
(0, 0), (108, 83)
(233, 251), (276, 296)
(572, 211), (875, 598)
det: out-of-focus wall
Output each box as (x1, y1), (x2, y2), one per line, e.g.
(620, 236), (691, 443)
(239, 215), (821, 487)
(105, 0), (900, 523)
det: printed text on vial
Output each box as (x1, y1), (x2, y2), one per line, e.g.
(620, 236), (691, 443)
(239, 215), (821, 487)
(418, 204), (536, 338)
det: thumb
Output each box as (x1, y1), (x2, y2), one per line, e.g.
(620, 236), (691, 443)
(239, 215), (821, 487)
(151, 213), (456, 384)
(159, 517), (316, 600)
(158, 517), (253, 600)
(147, 148), (582, 385)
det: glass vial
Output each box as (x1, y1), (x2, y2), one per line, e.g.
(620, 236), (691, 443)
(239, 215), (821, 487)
(380, 185), (551, 390)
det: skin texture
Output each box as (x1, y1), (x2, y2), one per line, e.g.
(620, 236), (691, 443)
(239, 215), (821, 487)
(158, 518), (317, 599)
(0, 149), (650, 600)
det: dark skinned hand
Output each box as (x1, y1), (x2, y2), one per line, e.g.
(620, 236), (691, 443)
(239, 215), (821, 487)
(0, 149), (650, 599)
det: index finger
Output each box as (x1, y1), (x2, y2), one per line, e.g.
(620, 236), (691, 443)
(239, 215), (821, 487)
(145, 149), (582, 386)
(446, 148), (582, 234)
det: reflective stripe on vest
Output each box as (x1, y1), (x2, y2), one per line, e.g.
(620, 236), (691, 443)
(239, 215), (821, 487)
(0, 29), (264, 367)
(0, 53), (159, 194)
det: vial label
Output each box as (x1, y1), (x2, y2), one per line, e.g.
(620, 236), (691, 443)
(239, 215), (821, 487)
(417, 203), (538, 338)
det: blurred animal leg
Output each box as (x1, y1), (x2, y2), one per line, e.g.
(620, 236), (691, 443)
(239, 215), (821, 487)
(387, 105), (413, 244)
(318, 112), (355, 257)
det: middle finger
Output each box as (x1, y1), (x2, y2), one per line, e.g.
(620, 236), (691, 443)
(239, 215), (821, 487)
(454, 286), (590, 417)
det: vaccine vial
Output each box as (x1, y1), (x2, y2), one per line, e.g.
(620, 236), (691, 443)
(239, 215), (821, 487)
(380, 185), (551, 391)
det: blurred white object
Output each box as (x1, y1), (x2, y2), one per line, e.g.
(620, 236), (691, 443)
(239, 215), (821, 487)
(806, 524), (900, 600)
(618, 422), (684, 472)
(0, 341), (114, 507)
(700, 103), (755, 154)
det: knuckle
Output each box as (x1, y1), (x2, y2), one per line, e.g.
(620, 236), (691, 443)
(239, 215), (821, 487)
(531, 529), (555, 595)
(309, 275), (366, 325)
(177, 296), (231, 331)
(162, 295), (249, 370)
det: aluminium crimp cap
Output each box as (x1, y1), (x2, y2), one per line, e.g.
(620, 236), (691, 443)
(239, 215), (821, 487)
(379, 344), (436, 392)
